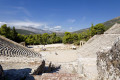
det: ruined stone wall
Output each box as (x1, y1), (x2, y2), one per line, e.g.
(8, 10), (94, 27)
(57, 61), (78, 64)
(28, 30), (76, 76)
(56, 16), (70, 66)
(80, 41), (86, 47)
(97, 37), (120, 80)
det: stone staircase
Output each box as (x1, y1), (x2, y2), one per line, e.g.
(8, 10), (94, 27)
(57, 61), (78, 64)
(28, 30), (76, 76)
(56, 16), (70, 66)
(77, 23), (120, 79)
(78, 34), (120, 58)
(0, 35), (41, 58)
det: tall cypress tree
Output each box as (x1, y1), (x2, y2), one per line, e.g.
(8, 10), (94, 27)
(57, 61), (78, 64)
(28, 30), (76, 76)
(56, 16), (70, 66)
(12, 27), (18, 41)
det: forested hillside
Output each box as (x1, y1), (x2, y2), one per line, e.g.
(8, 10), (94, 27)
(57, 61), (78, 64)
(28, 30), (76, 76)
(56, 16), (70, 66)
(103, 16), (120, 29)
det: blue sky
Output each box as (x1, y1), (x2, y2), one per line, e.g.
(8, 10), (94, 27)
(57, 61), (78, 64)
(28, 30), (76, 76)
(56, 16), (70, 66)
(0, 0), (120, 32)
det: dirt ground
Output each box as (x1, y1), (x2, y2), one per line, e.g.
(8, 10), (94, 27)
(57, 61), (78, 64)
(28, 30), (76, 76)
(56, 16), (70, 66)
(29, 43), (79, 63)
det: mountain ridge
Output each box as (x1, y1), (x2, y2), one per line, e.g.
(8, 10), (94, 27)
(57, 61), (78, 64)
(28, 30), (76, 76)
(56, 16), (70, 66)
(16, 29), (35, 35)
(16, 26), (65, 35)
(16, 26), (53, 34)
(73, 16), (120, 33)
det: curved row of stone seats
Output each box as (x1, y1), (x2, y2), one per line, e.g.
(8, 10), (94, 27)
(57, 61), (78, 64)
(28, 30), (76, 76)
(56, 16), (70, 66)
(0, 35), (41, 58)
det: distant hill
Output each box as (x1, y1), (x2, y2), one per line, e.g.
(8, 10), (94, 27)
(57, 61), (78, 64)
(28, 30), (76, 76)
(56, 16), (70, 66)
(103, 16), (120, 29)
(73, 28), (89, 33)
(16, 29), (35, 35)
(16, 26), (65, 35)
(16, 27), (65, 36)
(73, 16), (120, 33)
(17, 26), (53, 34)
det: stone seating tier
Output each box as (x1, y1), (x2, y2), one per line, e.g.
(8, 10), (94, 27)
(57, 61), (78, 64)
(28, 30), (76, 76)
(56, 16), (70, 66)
(0, 36), (41, 58)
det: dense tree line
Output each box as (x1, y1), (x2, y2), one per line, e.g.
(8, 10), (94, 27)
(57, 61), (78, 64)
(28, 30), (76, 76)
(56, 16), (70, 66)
(25, 33), (62, 45)
(0, 23), (105, 45)
(63, 23), (105, 45)
(0, 24), (62, 45)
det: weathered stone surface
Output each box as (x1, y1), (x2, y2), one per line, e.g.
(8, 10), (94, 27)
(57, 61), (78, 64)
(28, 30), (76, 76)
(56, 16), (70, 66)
(97, 37), (120, 80)
(19, 42), (26, 46)
(32, 73), (83, 80)
(104, 23), (120, 34)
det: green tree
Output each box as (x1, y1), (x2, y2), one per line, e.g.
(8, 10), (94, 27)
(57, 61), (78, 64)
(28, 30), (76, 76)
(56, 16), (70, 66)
(90, 23), (105, 37)
(33, 34), (41, 45)
(38, 34), (43, 44)
(50, 33), (57, 43)
(11, 27), (18, 41)
(0, 24), (8, 37)
(94, 23), (105, 34)
(56, 37), (62, 43)
(25, 35), (34, 45)
(17, 34), (25, 42)
(63, 32), (73, 44)
(72, 33), (78, 41)
(6, 26), (12, 39)
(0, 24), (13, 39)
(42, 33), (49, 45)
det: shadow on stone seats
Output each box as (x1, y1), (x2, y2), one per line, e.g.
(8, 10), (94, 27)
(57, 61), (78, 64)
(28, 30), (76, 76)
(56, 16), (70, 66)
(4, 68), (35, 80)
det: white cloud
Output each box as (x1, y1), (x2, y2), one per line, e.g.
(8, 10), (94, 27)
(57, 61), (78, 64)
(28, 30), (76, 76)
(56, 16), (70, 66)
(48, 26), (62, 32)
(43, 24), (49, 30)
(68, 19), (76, 23)
(0, 22), (7, 26)
(0, 21), (46, 29)
(53, 26), (62, 31)
(0, 21), (64, 32)
(54, 26), (61, 29)
(8, 21), (44, 28)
